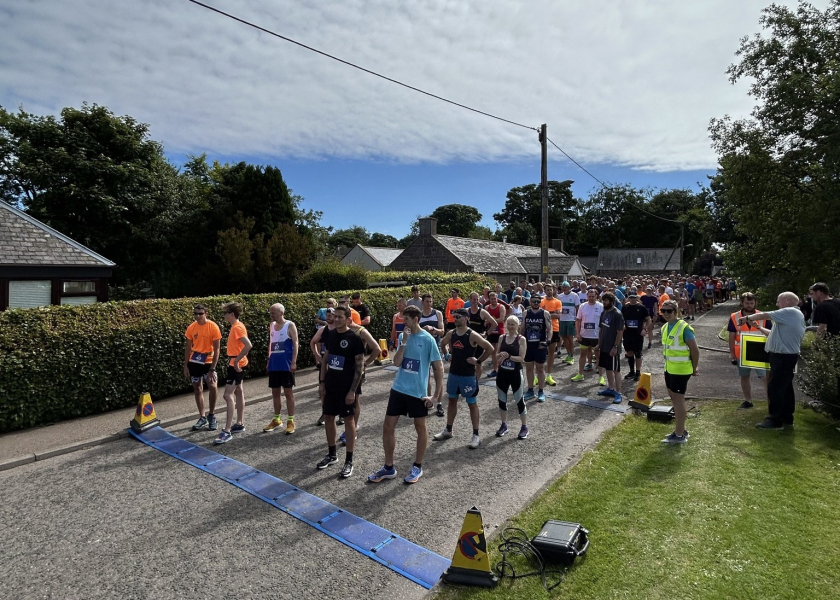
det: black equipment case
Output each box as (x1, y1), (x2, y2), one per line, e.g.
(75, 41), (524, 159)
(646, 404), (675, 422)
(531, 520), (589, 564)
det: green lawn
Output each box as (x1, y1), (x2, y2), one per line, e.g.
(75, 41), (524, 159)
(436, 401), (840, 600)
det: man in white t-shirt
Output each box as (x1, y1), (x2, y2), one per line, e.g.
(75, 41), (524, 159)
(571, 289), (604, 383)
(557, 281), (580, 365)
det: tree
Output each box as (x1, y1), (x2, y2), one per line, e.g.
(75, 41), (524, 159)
(708, 0), (840, 295)
(493, 181), (580, 250)
(493, 221), (538, 246)
(468, 225), (493, 240)
(427, 204), (482, 237)
(368, 232), (399, 247)
(328, 225), (370, 251)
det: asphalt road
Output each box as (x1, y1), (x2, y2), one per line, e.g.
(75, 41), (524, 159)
(1, 302), (742, 600)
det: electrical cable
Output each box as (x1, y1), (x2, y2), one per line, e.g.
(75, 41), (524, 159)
(184, 0), (537, 132)
(494, 527), (567, 591)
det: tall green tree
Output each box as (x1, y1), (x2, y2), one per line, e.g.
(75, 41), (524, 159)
(493, 181), (580, 250)
(708, 0), (840, 295)
(328, 225), (370, 251)
(429, 204), (482, 237)
(368, 232), (399, 247)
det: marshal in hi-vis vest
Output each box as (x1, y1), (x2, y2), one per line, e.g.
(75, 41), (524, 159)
(729, 310), (768, 360)
(663, 319), (694, 375)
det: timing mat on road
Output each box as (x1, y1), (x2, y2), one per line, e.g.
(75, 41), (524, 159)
(128, 426), (449, 589)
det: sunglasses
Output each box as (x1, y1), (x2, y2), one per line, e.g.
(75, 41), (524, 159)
(661, 309), (675, 314)
(193, 312), (205, 316)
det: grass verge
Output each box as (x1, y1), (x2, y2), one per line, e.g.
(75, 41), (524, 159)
(436, 400), (840, 600)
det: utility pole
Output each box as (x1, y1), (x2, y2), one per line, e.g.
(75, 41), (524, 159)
(539, 124), (549, 279)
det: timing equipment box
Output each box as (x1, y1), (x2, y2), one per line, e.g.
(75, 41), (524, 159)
(646, 404), (675, 423)
(531, 520), (589, 564)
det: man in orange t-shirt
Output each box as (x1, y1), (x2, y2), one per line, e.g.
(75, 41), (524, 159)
(184, 304), (222, 431)
(444, 288), (465, 332)
(214, 302), (253, 444)
(540, 284), (563, 386)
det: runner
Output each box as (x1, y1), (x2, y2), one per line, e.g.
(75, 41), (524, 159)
(467, 291), (497, 383)
(557, 281), (580, 366)
(494, 316), (529, 439)
(435, 308), (494, 448)
(571, 289), (604, 384)
(444, 288), (465, 333)
(341, 320), (382, 446)
(728, 292), (770, 409)
(368, 306), (444, 484)
(315, 297), (335, 330)
(621, 290), (650, 382)
(594, 292), (625, 403)
(508, 295), (524, 322)
(263, 303), (299, 435)
(685, 278), (697, 321)
(390, 297), (407, 350)
(640, 285), (659, 349)
(214, 303), (252, 444)
(185, 304), (222, 432)
(317, 306), (365, 478)
(539, 284), (563, 386)
(484, 292), (507, 379)
(521, 296), (552, 402)
(337, 296), (361, 326)
(660, 300), (700, 444)
(310, 307), (336, 426)
(418, 293), (445, 416)
(406, 285), (423, 310)
(350, 292), (371, 326)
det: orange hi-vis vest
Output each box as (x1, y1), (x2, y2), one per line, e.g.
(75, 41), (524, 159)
(730, 310), (768, 359)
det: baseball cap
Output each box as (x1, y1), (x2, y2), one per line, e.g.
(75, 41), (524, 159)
(453, 308), (469, 317)
(561, 281), (570, 287)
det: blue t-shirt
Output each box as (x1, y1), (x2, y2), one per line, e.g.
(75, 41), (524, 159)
(664, 320), (696, 342)
(614, 288), (625, 302)
(392, 329), (442, 398)
(685, 283), (696, 296)
(765, 307), (805, 354)
(317, 308), (328, 322)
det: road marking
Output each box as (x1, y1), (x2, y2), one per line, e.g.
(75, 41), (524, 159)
(129, 426), (449, 589)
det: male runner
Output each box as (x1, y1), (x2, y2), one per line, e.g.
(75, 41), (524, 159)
(390, 297), (407, 349)
(368, 306), (444, 484)
(572, 289), (604, 384)
(318, 306), (365, 478)
(263, 303), (299, 434)
(444, 288), (465, 333)
(419, 293), (445, 415)
(595, 292), (625, 403)
(310, 308), (344, 427)
(539, 284), (563, 386)
(467, 291), (497, 383)
(341, 319), (382, 446)
(521, 296), (552, 402)
(214, 303), (252, 444)
(407, 285), (423, 310)
(185, 304), (222, 431)
(350, 292), (371, 326)
(435, 308), (494, 448)
(621, 290), (650, 381)
(557, 281), (580, 365)
(640, 286), (659, 348)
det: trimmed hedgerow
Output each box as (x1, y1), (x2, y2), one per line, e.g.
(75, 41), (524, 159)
(0, 276), (493, 432)
(295, 260), (369, 292)
(368, 270), (480, 286)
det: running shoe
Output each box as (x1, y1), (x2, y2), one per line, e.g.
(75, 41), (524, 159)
(213, 430), (232, 444)
(231, 423), (245, 434)
(207, 414), (218, 431)
(545, 375), (556, 386)
(468, 434), (481, 449)
(336, 416), (345, 425)
(496, 422), (509, 437)
(338, 431), (358, 445)
(316, 454), (338, 469)
(368, 465), (397, 482)
(633, 372), (641, 382)
(486, 370), (498, 379)
(537, 390), (546, 402)
(661, 432), (687, 444)
(598, 375), (606, 386)
(564, 355), (575, 365)
(404, 465), (423, 484)
(624, 371), (637, 380)
(285, 420), (296, 435)
(570, 373), (584, 382)
(583, 363), (594, 372)
(436, 403), (445, 417)
(517, 425), (530, 439)
(596, 388), (615, 397)
(433, 428), (453, 441)
(263, 417), (283, 432)
(523, 389), (535, 401)
(647, 342), (652, 349)
(756, 418), (784, 430)
(613, 392), (623, 404)
(316, 415), (326, 426)
(191, 416), (208, 431)
(340, 462), (354, 479)
(737, 401), (754, 410)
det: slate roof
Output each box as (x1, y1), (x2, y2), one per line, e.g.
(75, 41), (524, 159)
(0, 202), (115, 267)
(360, 246), (403, 267)
(597, 248), (681, 272)
(434, 235), (571, 274)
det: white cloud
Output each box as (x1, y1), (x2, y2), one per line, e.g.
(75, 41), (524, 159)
(0, 0), (821, 171)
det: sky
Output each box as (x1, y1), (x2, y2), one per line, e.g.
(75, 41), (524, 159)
(0, 0), (822, 238)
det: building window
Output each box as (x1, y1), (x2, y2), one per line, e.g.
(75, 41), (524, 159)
(60, 296), (97, 306)
(63, 281), (96, 293)
(8, 280), (52, 309)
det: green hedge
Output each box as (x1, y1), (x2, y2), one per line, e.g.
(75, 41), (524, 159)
(295, 261), (369, 292)
(0, 276), (494, 432)
(368, 270), (481, 285)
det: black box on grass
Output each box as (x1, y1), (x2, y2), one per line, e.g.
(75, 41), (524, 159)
(531, 520), (589, 564)
(646, 404), (675, 423)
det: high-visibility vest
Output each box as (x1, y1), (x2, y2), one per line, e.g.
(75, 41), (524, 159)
(729, 310), (768, 359)
(663, 319), (694, 375)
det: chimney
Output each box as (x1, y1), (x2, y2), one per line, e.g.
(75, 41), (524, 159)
(503, 236), (507, 244)
(418, 217), (438, 237)
(551, 238), (565, 253)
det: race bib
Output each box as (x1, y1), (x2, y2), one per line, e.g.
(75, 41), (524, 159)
(627, 320), (639, 328)
(401, 357), (420, 374)
(270, 341), (285, 354)
(584, 322), (595, 330)
(189, 351), (208, 364)
(501, 358), (515, 370)
(562, 308), (570, 315)
(328, 355), (345, 371)
(526, 326), (540, 342)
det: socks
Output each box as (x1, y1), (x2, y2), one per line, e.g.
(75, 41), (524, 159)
(328, 445), (336, 458)
(445, 424), (453, 432)
(473, 429), (479, 436)
(345, 451), (354, 463)
(413, 463), (422, 469)
(287, 415), (294, 422)
(274, 413), (282, 421)
(628, 357), (635, 372)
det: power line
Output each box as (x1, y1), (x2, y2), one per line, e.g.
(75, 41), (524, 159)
(546, 136), (682, 223)
(184, 0), (537, 132)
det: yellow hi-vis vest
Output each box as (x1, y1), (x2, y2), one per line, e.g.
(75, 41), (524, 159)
(663, 319), (694, 375)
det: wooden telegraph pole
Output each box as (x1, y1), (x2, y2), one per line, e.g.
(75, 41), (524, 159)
(539, 124), (549, 279)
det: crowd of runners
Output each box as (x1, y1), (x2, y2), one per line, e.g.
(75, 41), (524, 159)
(180, 274), (837, 481)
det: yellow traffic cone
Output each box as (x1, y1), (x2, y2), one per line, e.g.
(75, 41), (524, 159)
(375, 338), (392, 366)
(441, 506), (498, 588)
(629, 373), (653, 411)
(130, 392), (160, 433)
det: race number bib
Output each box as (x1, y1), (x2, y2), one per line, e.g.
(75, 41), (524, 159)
(328, 355), (345, 371)
(627, 320), (639, 328)
(562, 308), (570, 315)
(270, 341), (285, 354)
(584, 322), (596, 330)
(401, 357), (420, 374)
(189, 351), (208, 364)
(526, 326), (540, 342)
(501, 358), (515, 370)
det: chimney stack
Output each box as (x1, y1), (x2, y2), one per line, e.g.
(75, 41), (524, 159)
(418, 217), (438, 237)
(551, 238), (565, 253)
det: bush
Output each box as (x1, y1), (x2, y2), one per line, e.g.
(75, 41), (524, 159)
(0, 276), (494, 432)
(797, 334), (840, 418)
(295, 260), (368, 292)
(368, 270), (482, 286)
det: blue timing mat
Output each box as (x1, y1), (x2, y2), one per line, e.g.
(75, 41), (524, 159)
(129, 426), (449, 589)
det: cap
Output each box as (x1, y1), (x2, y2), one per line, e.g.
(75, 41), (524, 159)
(453, 308), (469, 317)
(561, 281), (570, 287)
(326, 307), (335, 313)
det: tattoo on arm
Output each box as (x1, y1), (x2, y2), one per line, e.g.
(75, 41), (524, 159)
(350, 354), (364, 391)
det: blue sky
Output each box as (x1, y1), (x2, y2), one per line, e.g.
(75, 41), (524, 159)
(2, 0), (817, 241)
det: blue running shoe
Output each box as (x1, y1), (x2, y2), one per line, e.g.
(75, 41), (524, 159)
(596, 388), (615, 397)
(523, 389), (535, 401)
(517, 425), (530, 439)
(367, 465), (397, 482)
(231, 423), (245, 434)
(613, 393), (623, 404)
(537, 390), (546, 402)
(583, 363), (594, 372)
(496, 422), (509, 437)
(213, 430), (232, 444)
(486, 370), (498, 379)
(404, 465), (423, 484)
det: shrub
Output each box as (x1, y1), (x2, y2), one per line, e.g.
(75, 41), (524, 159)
(797, 334), (840, 418)
(368, 270), (481, 286)
(295, 260), (369, 292)
(0, 276), (494, 432)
